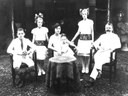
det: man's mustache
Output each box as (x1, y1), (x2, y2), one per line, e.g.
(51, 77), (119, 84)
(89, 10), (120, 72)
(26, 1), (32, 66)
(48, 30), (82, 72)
(106, 30), (111, 32)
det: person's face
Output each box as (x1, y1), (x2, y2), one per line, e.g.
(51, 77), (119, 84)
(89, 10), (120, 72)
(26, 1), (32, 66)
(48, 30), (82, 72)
(81, 9), (88, 20)
(37, 18), (43, 28)
(17, 30), (25, 39)
(105, 25), (113, 33)
(55, 26), (61, 35)
(61, 36), (67, 43)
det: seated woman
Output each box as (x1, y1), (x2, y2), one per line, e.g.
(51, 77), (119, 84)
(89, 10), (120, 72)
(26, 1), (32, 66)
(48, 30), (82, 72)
(48, 23), (62, 57)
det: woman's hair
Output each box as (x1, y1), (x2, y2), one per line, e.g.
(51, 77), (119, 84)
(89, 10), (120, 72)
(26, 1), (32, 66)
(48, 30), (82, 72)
(17, 28), (24, 31)
(79, 8), (89, 16)
(52, 23), (61, 29)
(34, 12), (43, 23)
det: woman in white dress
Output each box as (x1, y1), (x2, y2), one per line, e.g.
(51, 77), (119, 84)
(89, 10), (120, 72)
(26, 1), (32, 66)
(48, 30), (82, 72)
(48, 23), (62, 57)
(71, 8), (94, 73)
(31, 13), (49, 76)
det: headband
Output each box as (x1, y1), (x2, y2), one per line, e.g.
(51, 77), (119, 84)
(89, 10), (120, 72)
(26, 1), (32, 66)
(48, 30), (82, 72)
(79, 8), (89, 16)
(34, 12), (43, 23)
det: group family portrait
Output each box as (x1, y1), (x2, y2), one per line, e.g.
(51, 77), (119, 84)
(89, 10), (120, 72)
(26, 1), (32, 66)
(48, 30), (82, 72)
(0, 0), (128, 96)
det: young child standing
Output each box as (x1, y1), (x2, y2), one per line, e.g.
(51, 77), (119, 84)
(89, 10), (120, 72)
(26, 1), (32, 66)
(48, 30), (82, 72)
(31, 13), (49, 76)
(71, 8), (94, 74)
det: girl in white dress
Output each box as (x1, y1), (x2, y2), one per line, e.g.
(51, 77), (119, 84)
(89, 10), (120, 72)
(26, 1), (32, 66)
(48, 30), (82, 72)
(31, 13), (49, 76)
(71, 8), (94, 73)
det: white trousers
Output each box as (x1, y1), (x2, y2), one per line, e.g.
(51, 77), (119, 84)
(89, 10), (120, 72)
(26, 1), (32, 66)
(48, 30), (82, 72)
(13, 55), (34, 69)
(90, 50), (111, 80)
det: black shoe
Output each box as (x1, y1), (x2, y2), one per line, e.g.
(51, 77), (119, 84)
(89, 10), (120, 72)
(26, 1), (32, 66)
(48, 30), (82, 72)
(97, 73), (102, 79)
(15, 75), (21, 85)
(15, 76), (24, 88)
(96, 69), (102, 79)
(84, 77), (94, 87)
(17, 80), (25, 88)
(84, 81), (94, 88)
(16, 71), (26, 88)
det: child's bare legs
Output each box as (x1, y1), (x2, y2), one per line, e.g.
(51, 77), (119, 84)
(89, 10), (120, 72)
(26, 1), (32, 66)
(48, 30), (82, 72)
(84, 56), (90, 73)
(37, 60), (45, 76)
(79, 56), (85, 73)
(80, 56), (90, 73)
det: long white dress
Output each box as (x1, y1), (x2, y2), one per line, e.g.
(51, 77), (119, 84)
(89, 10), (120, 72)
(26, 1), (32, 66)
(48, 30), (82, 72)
(48, 34), (62, 57)
(31, 27), (48, 60)
(77, 19), (94, 56)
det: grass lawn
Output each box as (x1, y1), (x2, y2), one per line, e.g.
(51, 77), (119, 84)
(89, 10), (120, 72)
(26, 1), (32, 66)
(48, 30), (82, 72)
(0, 51), (128, 96)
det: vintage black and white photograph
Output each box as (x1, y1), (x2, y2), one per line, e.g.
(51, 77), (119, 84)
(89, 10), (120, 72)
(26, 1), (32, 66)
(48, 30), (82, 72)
(0, 0), (128, 96)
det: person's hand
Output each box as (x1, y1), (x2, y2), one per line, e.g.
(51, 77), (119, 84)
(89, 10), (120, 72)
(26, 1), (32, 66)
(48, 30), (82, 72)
(27, 50), (33, 55)
(71, 41), (77, 47)
(91, 42), (94, 48)
(57, 50), (62, 56)
(22, 51), (27, 59)
(71, 41), (74, 45)
(22, 51), (27, 55)
(28, 52), (33, 59)
(74, 46), (78, 53)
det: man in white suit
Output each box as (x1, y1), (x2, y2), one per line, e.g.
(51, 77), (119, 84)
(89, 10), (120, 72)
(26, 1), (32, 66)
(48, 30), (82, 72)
(85, 23), (121, 87)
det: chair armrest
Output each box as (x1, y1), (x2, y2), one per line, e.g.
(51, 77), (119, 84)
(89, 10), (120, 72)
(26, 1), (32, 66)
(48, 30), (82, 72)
(113, 48), (120, 52)
(90, 47), (96, 62)
(8, 53), (13, 61)
(32, 51), (37, 61)
(110, 48), (120, 61)
(90, 46), (96, 55)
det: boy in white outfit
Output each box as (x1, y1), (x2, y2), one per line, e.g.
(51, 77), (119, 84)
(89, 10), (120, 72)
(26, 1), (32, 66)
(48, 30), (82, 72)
(7, 28), (35, 69)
